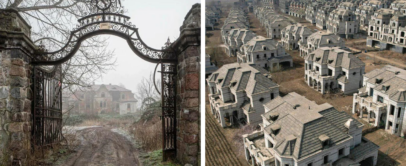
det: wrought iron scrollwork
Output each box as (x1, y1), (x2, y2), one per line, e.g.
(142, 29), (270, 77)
(32, 0), (177, 65)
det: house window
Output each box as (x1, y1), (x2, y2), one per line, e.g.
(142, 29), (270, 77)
(271, 53), (274, 57)
(342, 71), (346, 76)
(339, 148), (344, 156)
(122, 94), (125, 99)
(257, 55), (260, 59)
(328, 69), (333, 76)
(390, 105), (395, 115)
(402, 32), (405, 37)
(398, 107), (402, 118)
(307, 163), (312, 166)
(127, 103), (131, 109)
(316, 66), (319, 72)
(377, 95), (384, 103)
(271, 93), (274, 99)
(370, 88), (374, 96)
(264, 54), (267, 58)
(324, 155), (329, 164)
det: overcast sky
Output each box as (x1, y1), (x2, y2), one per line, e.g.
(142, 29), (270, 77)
(95, 0), (200, 94)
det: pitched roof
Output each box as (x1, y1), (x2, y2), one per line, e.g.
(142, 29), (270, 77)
(262, 92), (356, 159)
(207, 63), (278, 95)
(305, 47), (365, 70)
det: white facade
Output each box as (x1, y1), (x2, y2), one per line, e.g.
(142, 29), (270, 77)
(352, 65), (406, 137)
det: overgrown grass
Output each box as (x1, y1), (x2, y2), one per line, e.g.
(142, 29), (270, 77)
(139, 150), (180, 166)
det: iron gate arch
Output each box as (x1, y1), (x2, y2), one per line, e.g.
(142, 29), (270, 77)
(30, 0), (188, 159)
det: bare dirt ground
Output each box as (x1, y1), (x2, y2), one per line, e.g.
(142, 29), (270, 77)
(57, 127), (139, 166)
(205, 86), (249, 166)
(248, 12), (267, 37)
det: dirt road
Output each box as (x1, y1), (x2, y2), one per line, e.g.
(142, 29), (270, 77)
(60, 127), (139, 166)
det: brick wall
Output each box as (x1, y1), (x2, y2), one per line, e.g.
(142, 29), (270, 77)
(176, 3), (201, 166)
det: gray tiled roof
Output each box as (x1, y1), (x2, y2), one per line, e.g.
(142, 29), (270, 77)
(307, 47), (365, 70)
(350, 138), (379, 160)
(262, 92), (355, 159)
(207, 63), (278, 95)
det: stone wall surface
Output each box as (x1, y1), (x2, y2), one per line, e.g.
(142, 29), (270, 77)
(0, 50), (32, 165)
(176, 3), (201, 166)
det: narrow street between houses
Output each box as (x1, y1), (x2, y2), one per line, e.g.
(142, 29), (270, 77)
(59, 127), (139, 166)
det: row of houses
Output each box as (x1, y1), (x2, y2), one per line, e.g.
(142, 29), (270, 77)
(221, 6), (293, 71)
(206, 1), (221, 31)
(254, 5), (294, 39)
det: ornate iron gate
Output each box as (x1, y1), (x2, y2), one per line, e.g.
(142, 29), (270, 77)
(30, 0), (181, 159)
(161, 63), (177, 159)
(31, 66), (63, 148)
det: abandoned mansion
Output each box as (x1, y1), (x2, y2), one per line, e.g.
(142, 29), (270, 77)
(67, 84), (138, 115)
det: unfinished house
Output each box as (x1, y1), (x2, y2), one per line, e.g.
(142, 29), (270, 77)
(391, 0), (406, 14)
(243, 92), (379, 166)
(299, 31), (345, 57)
(68, 84), (138, 115)
(281, 23), (313, 50)
(207, 63), (280, 127)
(338, 2), (357, 11)
(366, 8), (406, 53)
(280, 0), (295, 14)
(363, 0), (392, 9)
(221, 21), (249, 43)
(266, 18), (293, 39)
(238, 36), (293, 70)
(205, 54), (218, 78)
(304, 47), (365, 94)
(326, 8), (360, 39)
(288, 2), (306, 18)
(355, 5), (377, 30)
(306, 2), (324, 24)
(316, 5), (337, 30)
(353, 65), (406, 137)
(224, 28), (257, 56)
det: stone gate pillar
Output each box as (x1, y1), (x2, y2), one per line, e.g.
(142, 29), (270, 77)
(174, 4), (201, 166)
(0, 9), (36, 165)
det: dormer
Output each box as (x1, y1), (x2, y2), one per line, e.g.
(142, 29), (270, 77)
(270, 124), (281, 135)
(263, 46), (267, 50)
(230, 80), (237, 87)
(218, 78), (224, 84)
(375, 78), (383, 84)
(382, 84), (390, 91)
(319, 134), (330, 149)
(269, 112), (279, 121)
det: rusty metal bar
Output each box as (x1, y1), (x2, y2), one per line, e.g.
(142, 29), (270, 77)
(32, 65), (63, 149)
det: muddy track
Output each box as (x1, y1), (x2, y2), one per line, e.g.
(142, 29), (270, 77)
(61, 127), (139, 166)
(205, 108), (244, 166)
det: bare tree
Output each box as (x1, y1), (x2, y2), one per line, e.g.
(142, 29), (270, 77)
(135, 72), (161, 110)
(1, 0), (117, 92)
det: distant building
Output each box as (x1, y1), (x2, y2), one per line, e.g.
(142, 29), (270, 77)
(366, 8), (406, 53)
(326, 8), (360, 39)
(68, 84), (138, 115)
(316, 5), (336, 30)
(299, 31), (345, 57)
(281, 23), (313, 50)
(238, 36), (293, 71)
(243, 92), (379, 166)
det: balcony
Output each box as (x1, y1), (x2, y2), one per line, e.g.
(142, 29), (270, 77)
(354, 94), (387, 113)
